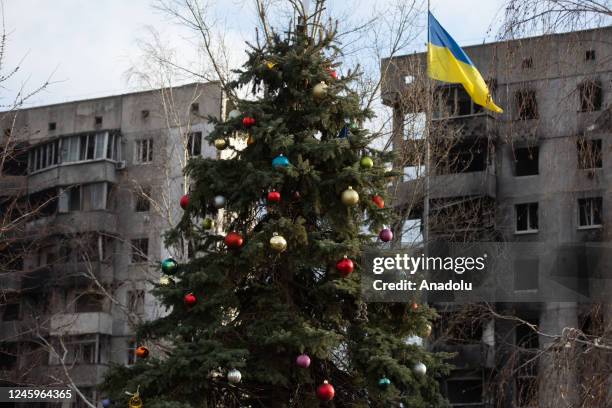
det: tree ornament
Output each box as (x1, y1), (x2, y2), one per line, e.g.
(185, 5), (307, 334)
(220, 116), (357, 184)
(267, 189), (281, 203)
(379, 228), (393, 242)
(159, 275), (171, 286)
(269, 233), (287, 252)
(424, 323), (432, 337)
(184, 292), (197, 307)
(316, 380), (335, 401)
(228, 109), (241, 119)
(413, 362), (427, 376)
(296, 353), (311, 368)
(372, 194), (385, 209)
(336, 256), (354, 277)
(101, 398), (111, 408)
(180, 194), (189, 210)
(242, 116), (256, 128)
(202, 218), (215, 230)
(135, 346), (149, 358)
(378, 376), (392, 389)
(341, 186), (359, 206)
(161, 258), (178, 275)
(292, 191), (301, 201)
(411, 302), (419, 311)
(128, 392), (142, 408)
(360, 156), (374, 169)
(247, 134), (255, 145)
(264, 60), (277, 69)
(213, 195), (226, 209)
(272, 154), (290, 168)
(338, 125), (349, 138)
(224, 232), (244, 249)
(328, 68), (338, 79)
(227, 368), (242, 384)
(350, 122), (359, 130)
(214, 138), (228, 150)
(312, 81), (328, 98)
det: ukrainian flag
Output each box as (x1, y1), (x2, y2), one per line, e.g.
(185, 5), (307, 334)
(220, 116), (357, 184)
(427, 12), (503, 113)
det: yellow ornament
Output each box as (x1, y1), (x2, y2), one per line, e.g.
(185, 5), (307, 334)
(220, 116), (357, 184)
(312, 81), (328, 98)
(265, 60), (277, 69)
(214, 138), (228, 150)
(341, 186), (359, 206)
(159, 275), (171, 286)
(270, 232), (287, 252)
(128, 394), (142, 408)
(424, 323), (432, 337)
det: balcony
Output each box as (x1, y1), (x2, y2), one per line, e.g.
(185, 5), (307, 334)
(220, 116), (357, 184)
(28, 160), (118, 194)
(0, 175), (27, 196)
(25, 211), (117, 236)
(46, 364), (109, 386)
(432, 113), (497, 139)
(50, 312), (113, 336)
(51, 261), (113, 286)
(429, 171), (496, 199)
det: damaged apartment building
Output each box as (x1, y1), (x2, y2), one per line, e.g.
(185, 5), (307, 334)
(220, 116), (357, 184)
(0, 82), (222, 405)
(382, 26), (612, 407)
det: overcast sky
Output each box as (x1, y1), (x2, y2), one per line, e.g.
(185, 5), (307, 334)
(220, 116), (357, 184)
(3, 0), (507, 108)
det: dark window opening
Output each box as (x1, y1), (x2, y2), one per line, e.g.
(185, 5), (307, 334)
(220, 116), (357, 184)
(4, 128), (11, 137)
(516, 202), (538, 232)
(579, 80), (603, 112)
(446, 378), (483, 405)
(515, 147), (539, 176)
(131, 238), (149, 263)
(438, 138), (487, 174)
(577, 139), (602, 169)
(514, 259), (539, 291)
(521, 57), (533, 69)
(516, 90), (538, 120)
(74, 293), (104, 313)
(585, 49), (596, 61)
(135, 187), (151, 212)
(2, 144), (29, 175)
(141, 110), (150, 119)
(187, 132), (202, 157)
(48, 122), (57, 131)
(94, 116), (103, 126)
(578, 197), (602, 227)
(0, 344), (17, 370)
(435, 86), (483, 118)
(191, 103), (199, 113)
(2, 303), (20, 321)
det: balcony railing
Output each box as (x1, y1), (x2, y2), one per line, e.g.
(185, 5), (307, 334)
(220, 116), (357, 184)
(25, 211), (117, 236)
(429, 171), (496, 199)
(27, 159), (119, 194)
(50, 312), (113, 336)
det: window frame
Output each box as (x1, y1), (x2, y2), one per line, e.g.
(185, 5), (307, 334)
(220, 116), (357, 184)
(577, 197), (603, 229)
(130, 238), (149, 263)
(515, 202), (539, 234)
(134, 139), (154, 164)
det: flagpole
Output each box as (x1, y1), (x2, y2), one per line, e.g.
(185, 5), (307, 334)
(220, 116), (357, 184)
(424, 0), (431, 249)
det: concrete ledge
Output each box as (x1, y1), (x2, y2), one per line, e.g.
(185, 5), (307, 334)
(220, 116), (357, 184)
(50, 312), (113, 336)
(430, 171), (496, 199)
(28, 160), (118, 194)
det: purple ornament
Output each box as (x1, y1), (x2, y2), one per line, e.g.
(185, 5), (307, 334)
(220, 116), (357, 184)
(379, 228), (393, 242)
(101, 399), (111, 408)
(296, 353), (311, 368)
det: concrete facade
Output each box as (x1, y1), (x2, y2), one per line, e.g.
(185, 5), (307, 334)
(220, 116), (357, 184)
(0, 82), (222, 404)
(382, 27), (612, 407)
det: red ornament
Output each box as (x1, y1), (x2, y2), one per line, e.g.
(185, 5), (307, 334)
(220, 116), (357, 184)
(372, 195), (385, 209)
(184, 293), (197, 306)
(327, 68), (338, 79)
(317, 380), (335, 401)
(336, 256), (354, 277)
(135, 346), (149, 358)
(411, 302), (419, 311)
(180, 194), (190, 210)
(242, 116), (256, 128)
(267, 190), (281, 203)
(224, 231), (244, 249)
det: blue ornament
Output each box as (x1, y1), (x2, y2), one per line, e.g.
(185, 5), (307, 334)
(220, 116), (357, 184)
(338, 125), (349, 138)
(101, 399), (111, 408)
(272, 154), (290, 168)
(378, 377), (391, 389)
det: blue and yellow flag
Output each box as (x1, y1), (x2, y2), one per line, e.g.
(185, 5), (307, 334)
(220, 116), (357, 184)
(427, 12), (503, 113)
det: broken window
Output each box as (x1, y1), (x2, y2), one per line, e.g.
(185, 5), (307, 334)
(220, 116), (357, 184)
(127, 290), (145, 315)
(578, 197), (602, 228)
(134, 139), (153, 164)
(74, 293), (105, 313)
(439, 138), (487, 174)
(187, 132), (202, 157)
(579, 80), (602, 112)
(191, 103), (199, 113)
(515, 146), (539, 176)
(58, 183), (108, 213)
(515, 202), (538, 233)
(585, 49), (596, 61)
(435, 86), (483, 118)
(131, 238), (149, 263)
(135, 187), (151, 212)
(48, 122), (57, 131)
(2, 143), (28, 175)
(515, 89), (538, 120)
(446, 378), (483, 405)
(514, 258), (539, 291)
(577, 139), (602, 169)
(94, 116), (103, 126)
(141, 110), (150, 119)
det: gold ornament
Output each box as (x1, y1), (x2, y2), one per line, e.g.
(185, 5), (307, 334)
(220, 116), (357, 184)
(270, 232), (287, 252)
(214, 138), (228, 150)
(341, 186), (359, 206)
(265, 60), (277, 69)
(424, 323), (432, 337)
(159, 275), (171, 286)
(247, 134), (255, 145)
(128, 392), (142, 408)
(312, 81), (328, 98)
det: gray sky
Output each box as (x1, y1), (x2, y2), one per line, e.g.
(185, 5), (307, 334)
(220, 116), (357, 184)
(3, 0), (507, 108)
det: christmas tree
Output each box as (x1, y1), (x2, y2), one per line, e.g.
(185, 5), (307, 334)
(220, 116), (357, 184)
(102, 7), (450, 408)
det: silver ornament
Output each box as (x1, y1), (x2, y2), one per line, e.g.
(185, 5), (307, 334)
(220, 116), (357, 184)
(228, 109), (241, 119)
(227, 368), (242, 384)
(413, 362), (427, 376)
(214, 195), (226, 209)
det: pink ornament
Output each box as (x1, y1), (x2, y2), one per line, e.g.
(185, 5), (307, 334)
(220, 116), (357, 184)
(379, 228), (393, 242)
(296, 353), (311, 368)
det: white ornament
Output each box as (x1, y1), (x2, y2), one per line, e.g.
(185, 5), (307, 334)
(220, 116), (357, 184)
(413, 361), (427, 376)
(214, 195), (226, 209)
(228, 109), (241, 119)
(227, 368), (242, 384)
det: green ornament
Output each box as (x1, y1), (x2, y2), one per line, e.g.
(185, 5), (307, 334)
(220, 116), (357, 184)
(378, 376), (391, 389)
(202, 218), (215, 230)
(360, 156), (374, 169)
(161, 258), (179, 275)
(350, 122), (359, 130)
